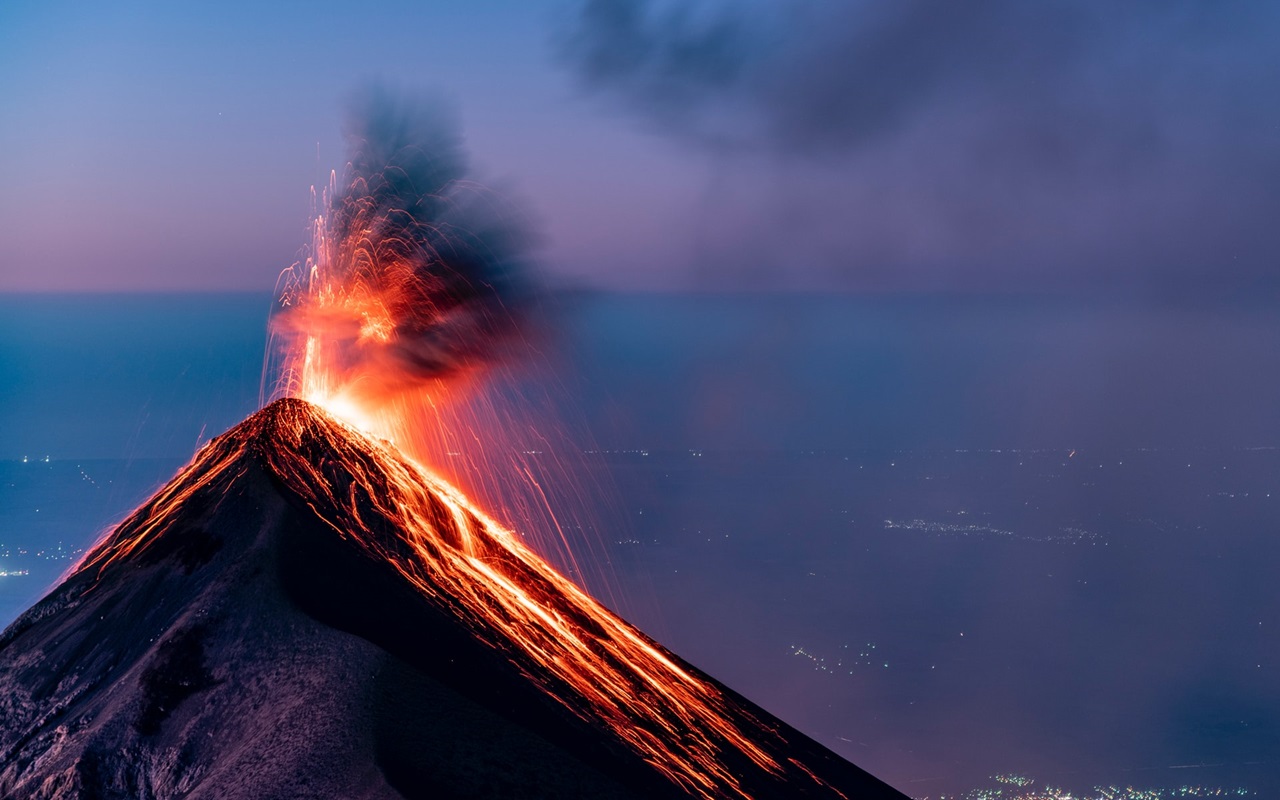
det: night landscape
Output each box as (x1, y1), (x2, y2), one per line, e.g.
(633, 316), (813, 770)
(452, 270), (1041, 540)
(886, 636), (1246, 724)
(2, 2), (1279, 798)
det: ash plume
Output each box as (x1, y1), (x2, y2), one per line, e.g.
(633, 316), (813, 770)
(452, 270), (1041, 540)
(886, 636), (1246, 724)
(271, 87), (532, 402)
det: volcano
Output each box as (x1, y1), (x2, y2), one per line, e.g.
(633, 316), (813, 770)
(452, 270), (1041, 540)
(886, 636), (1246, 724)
(0, 399), (906, 799)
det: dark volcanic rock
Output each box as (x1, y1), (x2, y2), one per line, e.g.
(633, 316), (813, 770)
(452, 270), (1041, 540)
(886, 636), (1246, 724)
(0, 399), (907, 800)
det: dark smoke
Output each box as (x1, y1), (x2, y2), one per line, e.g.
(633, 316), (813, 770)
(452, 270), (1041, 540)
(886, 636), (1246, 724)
(273, 87), (532, 396)
(559, 0), (1278, 156)
(558, 1), (1280, 295)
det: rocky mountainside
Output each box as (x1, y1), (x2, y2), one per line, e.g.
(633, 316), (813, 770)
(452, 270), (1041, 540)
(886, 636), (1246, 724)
(0, 399), (906, 800)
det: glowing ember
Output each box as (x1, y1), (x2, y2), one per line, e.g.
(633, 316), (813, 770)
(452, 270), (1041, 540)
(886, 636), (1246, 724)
(266, 88), (529, 453)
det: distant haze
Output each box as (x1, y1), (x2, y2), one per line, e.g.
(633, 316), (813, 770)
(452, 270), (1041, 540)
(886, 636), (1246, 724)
(3, 294), (1278, 460)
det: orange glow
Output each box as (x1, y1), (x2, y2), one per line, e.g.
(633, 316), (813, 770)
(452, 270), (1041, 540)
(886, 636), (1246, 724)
(265, 172), (519, 454)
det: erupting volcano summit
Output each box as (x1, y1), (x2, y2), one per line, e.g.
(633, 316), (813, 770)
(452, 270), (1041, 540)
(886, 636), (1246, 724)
(0, 399), (906, 800)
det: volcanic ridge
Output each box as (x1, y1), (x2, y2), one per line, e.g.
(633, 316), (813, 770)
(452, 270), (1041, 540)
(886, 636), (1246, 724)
(0, 398), (907, 800)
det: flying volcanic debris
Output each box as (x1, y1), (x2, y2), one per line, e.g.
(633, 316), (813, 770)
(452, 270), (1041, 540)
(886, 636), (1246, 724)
(269, 87), (532, 433)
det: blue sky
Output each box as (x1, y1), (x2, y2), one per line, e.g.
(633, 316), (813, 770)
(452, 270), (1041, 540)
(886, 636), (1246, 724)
(0, 0), (703, 291)
(3, 0), (1279, 294)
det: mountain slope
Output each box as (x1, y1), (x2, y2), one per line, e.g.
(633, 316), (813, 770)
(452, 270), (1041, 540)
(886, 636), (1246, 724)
(0, 399), (906, 800)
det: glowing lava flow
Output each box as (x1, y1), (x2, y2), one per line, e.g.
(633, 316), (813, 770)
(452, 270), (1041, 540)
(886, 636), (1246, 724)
(260, 402), (786, 799)
(87, 95), (855, 797)
(80, 399), (847, 800)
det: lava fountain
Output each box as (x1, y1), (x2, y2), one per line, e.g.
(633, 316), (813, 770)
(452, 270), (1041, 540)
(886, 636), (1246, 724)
(267, 88), (531, 449)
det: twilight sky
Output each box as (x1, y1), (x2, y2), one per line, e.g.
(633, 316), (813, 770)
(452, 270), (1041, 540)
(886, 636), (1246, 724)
(2, 0), (1279, 294)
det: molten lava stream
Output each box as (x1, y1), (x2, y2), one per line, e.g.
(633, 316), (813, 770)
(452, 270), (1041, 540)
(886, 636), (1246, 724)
(82, 394), (862, 800)
(263, 400), (784, 800)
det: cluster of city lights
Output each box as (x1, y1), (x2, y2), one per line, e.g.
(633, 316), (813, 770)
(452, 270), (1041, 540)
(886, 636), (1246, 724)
(914, 774), (1253, 800)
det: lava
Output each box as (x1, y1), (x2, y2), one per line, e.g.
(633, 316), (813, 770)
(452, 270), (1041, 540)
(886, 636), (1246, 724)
(80, 399), (849, 799)
(84, 93), (858, 798)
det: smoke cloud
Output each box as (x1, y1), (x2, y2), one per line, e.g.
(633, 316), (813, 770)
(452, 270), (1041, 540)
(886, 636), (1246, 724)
(562, 0), (1155, 154)
(559, 0), (1280, 295)
(272, 87), (533, 401)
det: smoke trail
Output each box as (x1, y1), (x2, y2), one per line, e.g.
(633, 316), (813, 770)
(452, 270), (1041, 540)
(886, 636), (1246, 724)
(271, 87), (532, 406)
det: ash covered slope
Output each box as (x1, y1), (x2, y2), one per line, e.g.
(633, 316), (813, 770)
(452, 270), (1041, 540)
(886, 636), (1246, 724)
(0, 399), (906, 800)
